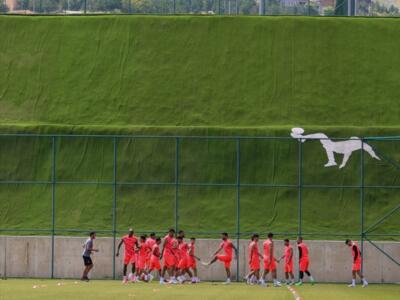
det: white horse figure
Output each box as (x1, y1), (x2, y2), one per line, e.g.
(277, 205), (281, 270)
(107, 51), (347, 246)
(290, 128), (380, 169)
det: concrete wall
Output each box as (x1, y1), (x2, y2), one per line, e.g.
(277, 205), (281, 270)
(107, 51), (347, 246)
(0, 236), (399, 283)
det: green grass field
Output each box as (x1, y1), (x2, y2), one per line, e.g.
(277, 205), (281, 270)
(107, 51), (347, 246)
(0, 16), (400, 237)
(0, 280), (399, 300)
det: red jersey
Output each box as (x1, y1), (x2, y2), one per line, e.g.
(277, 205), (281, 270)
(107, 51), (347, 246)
(164, 235), (175, 256)
(151, 244), (160, 259)
(138, 240), (148, 258)
(284, 245), (293, 264)
(263, 239), (274, 260)
(298, 242), (309, 259)
(122, 235), (137, 255)
(220, 240), (234, 258)
(188, 242), (196, 257)
(146, 238), (156, 256)
(249, 241), (259, 263)
(351, 241), (361, 262)
(179, 241), (189, 259)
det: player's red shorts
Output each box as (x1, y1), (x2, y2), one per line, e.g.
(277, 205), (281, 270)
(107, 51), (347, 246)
(352, 260), (361, 271)
(137, 255), (147, 269)
(124, 253), (136, 265)
(145, 256), (151, 268)
(285, 261), (294, 273)
(163, 254), (177, 268)
(217, 255), (232, 268)
(263, 258), (276, 271)
(299, 258), (309, 272)
(250, 259), (260, 271)
(178, 257), (188, 270)
(187, 257), (196, 268)
(149, 258), (161, 271)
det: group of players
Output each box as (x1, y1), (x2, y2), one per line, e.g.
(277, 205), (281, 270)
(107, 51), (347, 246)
(81, 229), (368, 287)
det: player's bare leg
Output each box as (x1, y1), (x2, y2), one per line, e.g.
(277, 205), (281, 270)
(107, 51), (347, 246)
(224, 267), (231, 284)
(272, 270), (281, 287)
(289, 272), (295, 285)
(245, 270), (256, 284)
(260, 269), (269, 286)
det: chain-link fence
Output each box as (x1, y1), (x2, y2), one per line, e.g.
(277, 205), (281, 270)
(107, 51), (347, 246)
(1, 0), (399, 17)
(0, 133), (399, 278)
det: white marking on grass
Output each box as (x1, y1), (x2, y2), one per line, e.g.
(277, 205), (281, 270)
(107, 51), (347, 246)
(286, 285), (302, 300)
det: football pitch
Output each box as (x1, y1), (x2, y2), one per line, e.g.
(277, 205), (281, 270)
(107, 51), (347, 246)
(1, 280), (399, 300)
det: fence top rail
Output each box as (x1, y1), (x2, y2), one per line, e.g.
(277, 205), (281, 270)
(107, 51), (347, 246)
(0, 133), (399, 141)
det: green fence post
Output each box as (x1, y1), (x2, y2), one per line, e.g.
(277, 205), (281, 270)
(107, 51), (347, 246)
(51, 136), (56, 279)
(360, 139), (365, 274)
(236, 138), (241, 282)
(84, 0), (87, 14)
(173, 0), (176, 14)
(297, 140), (303, 238)
(175, 137), (180, 232)
(112, 137), (117, 280)
(218, 0), (221, 14)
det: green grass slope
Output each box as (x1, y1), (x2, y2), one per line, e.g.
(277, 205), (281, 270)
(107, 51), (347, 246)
(1, 16), (400, 130)
(0, 16), (399, 238)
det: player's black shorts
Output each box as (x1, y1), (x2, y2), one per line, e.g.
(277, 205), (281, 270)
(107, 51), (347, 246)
(83, 256), (93, 266)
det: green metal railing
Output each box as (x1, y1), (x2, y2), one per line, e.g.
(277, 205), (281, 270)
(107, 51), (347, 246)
(0, 133), (399, 280)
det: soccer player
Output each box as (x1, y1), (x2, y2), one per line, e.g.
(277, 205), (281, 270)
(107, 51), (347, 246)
(81, 232), (98, 281)
(188, 237), (201, 283)
(148, 237), (162, 280)
(145, 233), (156, 271)
(160, 229), (178, 284)
(295, 237), (315, 286)
(345, 239), (368, 287)
(278, 239), (295, 285)
(136, 235), (149, 281)
(205, 232), (237, 284)
(116, 228), (139, 283)
(176, 236), (194, 283)
(245, 234), (262, 285)
(260, 232), (281, 287)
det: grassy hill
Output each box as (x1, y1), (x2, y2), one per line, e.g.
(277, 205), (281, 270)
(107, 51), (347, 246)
(0, 16), (399, 239)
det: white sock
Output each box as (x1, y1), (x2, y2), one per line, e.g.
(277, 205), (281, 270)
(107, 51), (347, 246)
(352, 279), (356, 285)
(310, 276), (314, 281)
(363, 279), (368, 284)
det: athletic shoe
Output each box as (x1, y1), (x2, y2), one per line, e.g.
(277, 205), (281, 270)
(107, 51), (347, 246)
(295, 281), (303, 286)
(310, 278), (316, 285)
(273, 282), (282, 287)
(362, 282), (368, 288)
(80, 277), (89, 282)
(348, 284), (355, 288)
(148, 274), (154, 282)
(223, 279), (231, 285)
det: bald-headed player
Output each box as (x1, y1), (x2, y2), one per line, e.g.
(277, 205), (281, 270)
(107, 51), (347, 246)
(295, 237), (315, 286)
(116, 228), (139, 283)
(345, 239), (368, 287)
